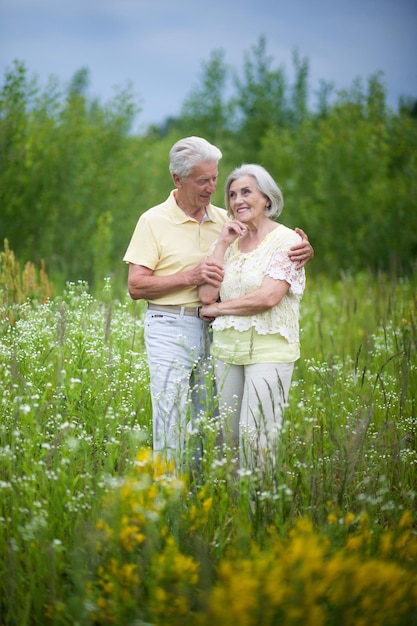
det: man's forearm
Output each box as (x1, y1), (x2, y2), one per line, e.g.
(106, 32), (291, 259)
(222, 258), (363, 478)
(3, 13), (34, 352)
(128, 272), (191, 301)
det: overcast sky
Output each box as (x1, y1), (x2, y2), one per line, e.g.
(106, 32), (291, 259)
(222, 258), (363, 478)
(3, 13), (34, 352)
(1, 0), (416, 130)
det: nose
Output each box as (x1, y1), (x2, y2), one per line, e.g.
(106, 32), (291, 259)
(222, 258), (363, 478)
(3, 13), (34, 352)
(206, 178), (217, 193)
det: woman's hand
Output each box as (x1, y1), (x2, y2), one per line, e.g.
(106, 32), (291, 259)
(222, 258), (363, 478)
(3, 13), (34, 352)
(198, 221), (246, 305)
(200, 303), (221, 320)
(220, 220), (248, 245)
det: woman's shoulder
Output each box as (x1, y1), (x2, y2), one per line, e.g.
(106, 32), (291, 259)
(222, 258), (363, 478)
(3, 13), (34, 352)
(271, 223), (302, 244)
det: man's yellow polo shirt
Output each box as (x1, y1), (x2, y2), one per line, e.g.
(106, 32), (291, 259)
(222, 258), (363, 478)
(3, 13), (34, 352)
(123, 190), (228, 306)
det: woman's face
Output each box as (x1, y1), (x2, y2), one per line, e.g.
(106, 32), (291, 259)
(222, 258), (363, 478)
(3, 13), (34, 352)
(228, 175), (269, 225)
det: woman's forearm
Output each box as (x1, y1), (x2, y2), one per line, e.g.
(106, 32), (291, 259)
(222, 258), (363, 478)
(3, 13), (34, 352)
(199, 283), (220, 304)
(198, 239), (230, 304)
(201, 278), (290, 317)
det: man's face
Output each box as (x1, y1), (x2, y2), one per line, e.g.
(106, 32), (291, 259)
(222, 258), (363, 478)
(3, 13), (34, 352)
(174, 162), (219, 212)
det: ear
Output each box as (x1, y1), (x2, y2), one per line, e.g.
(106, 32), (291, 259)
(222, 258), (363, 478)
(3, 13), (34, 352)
(172, 173), (182, 188)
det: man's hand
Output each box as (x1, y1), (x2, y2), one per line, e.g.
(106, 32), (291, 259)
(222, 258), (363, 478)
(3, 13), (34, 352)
(127, 260), (223, 301)
(190, 258), (224, 287)
(289, 228), (314, 269)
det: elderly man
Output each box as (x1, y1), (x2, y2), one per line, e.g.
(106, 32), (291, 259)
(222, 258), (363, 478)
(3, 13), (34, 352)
(124, 136), (313, 459)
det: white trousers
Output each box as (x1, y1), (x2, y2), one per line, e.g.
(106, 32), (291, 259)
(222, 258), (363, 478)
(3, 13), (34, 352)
(214, 360), (294, 469)
(144, 309), (212, 457)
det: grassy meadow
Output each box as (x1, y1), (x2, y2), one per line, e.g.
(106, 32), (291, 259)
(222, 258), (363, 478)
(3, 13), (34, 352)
(0, 271), (416, 625)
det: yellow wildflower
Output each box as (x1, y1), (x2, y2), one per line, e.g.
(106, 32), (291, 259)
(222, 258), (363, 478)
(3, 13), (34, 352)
(344, 511), (355, 525)
(96, 518), (113, 537)
(327, 512), (338, 525)
(119, 563), (140, 588)
(202, 496), (213, 515)
(346, 534), (363, 552)
(398, 509), (413, 529)
(379, 532), (393, 558)
(119, 516), (146, 553)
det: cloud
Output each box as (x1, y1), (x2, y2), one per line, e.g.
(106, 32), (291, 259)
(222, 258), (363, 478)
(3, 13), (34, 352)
(1, 0), (416, 127)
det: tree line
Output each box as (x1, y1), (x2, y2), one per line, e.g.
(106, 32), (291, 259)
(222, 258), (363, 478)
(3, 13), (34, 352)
(1, 37), (416, 294)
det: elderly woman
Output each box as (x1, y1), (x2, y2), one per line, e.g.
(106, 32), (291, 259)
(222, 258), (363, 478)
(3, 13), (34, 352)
(199, 164), (306, 470)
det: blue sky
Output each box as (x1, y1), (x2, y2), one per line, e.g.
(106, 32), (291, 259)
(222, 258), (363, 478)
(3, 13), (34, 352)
(1, 0), (416, 130)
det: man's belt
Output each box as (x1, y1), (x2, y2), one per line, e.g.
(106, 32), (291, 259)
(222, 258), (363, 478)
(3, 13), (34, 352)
(147, 303), (201, 317)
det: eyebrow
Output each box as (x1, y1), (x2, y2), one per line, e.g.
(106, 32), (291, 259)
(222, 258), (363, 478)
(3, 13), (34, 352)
(230, 185), (252, 192)
(196, 176), (217, 183)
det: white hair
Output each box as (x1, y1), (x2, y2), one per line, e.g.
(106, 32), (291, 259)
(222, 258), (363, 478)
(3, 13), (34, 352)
(169, 136), (222, 178)
(225, 163), (284, 218)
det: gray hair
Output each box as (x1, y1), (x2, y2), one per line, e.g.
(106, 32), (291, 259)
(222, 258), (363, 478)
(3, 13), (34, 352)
(224, 163), (284, 219)
(169, 136), (223, 179)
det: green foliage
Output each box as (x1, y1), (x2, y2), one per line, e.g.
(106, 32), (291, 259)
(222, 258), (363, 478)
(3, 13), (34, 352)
(0, 275), (416, 624)
(260, 74), (417, 276)
(0, 61), (143, 291)
(179, 49), (233, 144)
(1, 44), (417, 293)
(232, 37), (291, 159)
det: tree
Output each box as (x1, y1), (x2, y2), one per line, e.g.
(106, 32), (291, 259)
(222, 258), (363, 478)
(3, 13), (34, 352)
(231, 36), (290, 160)
(178, 49), (233, 145)
(261, 73), (417, 276)
(0, 62), (142, 288)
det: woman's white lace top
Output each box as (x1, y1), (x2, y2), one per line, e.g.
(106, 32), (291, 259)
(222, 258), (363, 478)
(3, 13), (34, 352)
(211, 224), (305, 343)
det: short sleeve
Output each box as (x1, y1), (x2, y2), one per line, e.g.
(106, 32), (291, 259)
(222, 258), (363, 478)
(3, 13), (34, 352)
(123, 214), (160, 269)
(266, 250), (305, 296)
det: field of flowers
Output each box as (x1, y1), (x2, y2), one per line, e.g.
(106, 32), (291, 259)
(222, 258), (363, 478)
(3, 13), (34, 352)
(1, 271), (416, 625)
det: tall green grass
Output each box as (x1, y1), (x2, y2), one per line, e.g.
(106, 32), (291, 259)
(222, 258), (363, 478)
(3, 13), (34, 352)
(0, 273), (416, 625)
